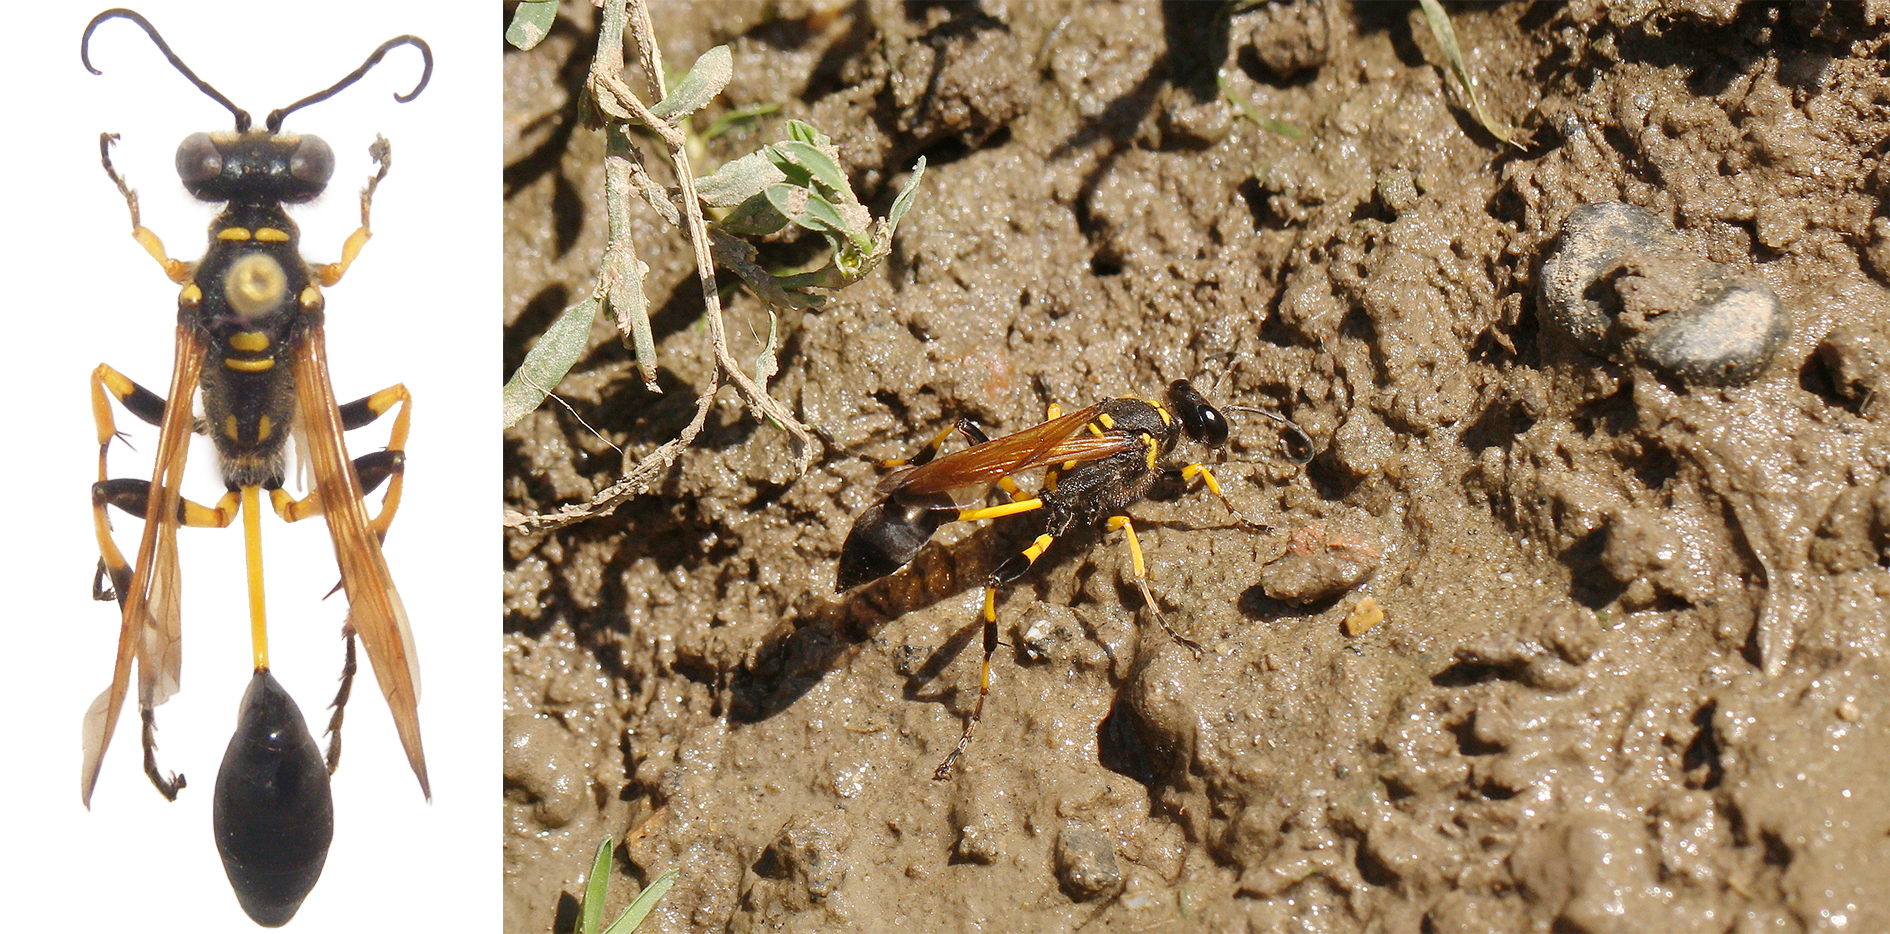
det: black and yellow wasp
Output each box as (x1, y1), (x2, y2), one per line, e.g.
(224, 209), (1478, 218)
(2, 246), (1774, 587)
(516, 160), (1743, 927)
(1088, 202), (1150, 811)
(78, 9), (429, 926)
(838, 379), (1235, 779)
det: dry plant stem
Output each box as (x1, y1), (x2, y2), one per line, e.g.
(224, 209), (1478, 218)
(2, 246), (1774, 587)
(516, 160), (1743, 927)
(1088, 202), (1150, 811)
(590, 3), (809, 451)
(506, 0), (815, 533)
(502, 388), (717, 535)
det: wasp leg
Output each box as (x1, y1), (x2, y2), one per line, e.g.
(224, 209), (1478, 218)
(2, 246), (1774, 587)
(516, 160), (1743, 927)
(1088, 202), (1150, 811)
(1106, 515), (1204, 658)
(140, 707), (183, 801)
(271, 383), (411, 538)
(90, 365), (239, 604)
(323, 629), (358, 775)
(881, 418), (1030, 499)
(266, 384), (407, 771)
(1179, 461), (1252, 526)
(97, 134), (191, 283)
(92, 480), (239, 603)
(317, 136), (393, 287)
(880, 417), (988, 468)
(934, 531), (1059, 780)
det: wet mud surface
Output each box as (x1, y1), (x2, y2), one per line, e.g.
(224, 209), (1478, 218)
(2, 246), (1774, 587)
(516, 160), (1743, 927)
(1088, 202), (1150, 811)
(505, 3), (1890, 931)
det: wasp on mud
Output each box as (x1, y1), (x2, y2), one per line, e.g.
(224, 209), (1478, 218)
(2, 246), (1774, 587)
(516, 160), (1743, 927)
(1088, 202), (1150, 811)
(78, 8), (430, 925)
(838, 379), (1244, 779)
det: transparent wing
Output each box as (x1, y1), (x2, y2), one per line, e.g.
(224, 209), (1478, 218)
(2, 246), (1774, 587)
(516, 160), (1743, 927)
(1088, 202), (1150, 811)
(291, 325), (429, 799)
(82, 327), (201, 806)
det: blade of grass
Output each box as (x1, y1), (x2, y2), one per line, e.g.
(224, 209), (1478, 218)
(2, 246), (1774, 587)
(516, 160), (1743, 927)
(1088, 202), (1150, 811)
(1219, 76), (1305, 140)
(1417, 0), (1518, 148)
(577, 836), (615, 934)
(602, 868), (681, 934)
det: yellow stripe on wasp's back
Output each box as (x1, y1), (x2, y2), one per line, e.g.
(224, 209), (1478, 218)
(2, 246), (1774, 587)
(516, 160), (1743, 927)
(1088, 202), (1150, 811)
(217, 227), (251, 241)
(225, 357), (275, 372)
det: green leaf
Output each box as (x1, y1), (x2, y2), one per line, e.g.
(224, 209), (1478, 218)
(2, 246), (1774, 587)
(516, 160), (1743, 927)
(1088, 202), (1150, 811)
(601, 868), (680, 934)
(886, 156), (926, 233)
(771, 140), (848, 198)
(501, 296), (600, 429)
(716, 192), (791, 236)
(786, 120), (830, 147)
(504, 0), (558, 51)
(576, 836), (615, 934)
(651, 45), (732, 121)
(766, 184), (852, 242)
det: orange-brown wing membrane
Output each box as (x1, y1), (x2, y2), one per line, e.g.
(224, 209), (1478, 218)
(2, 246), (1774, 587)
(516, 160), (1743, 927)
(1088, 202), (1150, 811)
(1038, 430), (1146, 464)
(884, 403), (1109, 497)
(291, 326), (430, 799)
(82, 326), (202, 807)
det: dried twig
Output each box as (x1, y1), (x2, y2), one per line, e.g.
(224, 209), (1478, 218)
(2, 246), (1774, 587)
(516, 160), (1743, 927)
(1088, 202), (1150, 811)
(505, 0), (814, 531)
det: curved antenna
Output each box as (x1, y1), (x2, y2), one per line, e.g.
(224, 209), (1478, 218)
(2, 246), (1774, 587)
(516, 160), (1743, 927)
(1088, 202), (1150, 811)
(266, 36), (433, 132)
(81, 8), (251, 131)
(1226, 405), (1315, 464)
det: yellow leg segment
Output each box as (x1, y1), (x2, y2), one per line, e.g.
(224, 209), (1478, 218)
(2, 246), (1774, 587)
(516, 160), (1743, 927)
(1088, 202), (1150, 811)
(242, 486), (270, 671)
(1181, 462), (1223, 496)
(1105, 515), (1203, 657)
(316, 142), (391, 287)
(957, 498), (1044, 523)
(271, 382), (411, 536)
(98, 134), (192, 282)
(90, 365), (235, 601)
(880, 422), (961, 468)
(935, 532), (1057, 780)
(318, 227), (371, 286)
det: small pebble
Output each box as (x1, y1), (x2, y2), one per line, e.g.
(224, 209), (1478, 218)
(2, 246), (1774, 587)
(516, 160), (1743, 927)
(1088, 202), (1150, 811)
(1343, 596), (1384, 636)
(1539, 202), (1789, 385)
(1816, 323), (1890, 406)
(1054, 826), (1122, 901)
(1257, 517), (1384, 605)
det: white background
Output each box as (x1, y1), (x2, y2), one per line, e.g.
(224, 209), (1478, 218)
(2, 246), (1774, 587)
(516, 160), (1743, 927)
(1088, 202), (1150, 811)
(6, 3), (496, 930)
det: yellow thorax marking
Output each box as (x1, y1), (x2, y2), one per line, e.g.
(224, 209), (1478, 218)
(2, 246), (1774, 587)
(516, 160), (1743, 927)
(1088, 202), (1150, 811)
(225, 357), (275, 372)
(1097, 412), (1116, 430)
(222, 415), (239, 439)
(256, 415), (273, 441)
(229, 331), (270, 352)
(179, 282), (203, 307)
(255, 228), (290, 242)
(299, 285), (322, 309)
(1143, 433), (1159, 469)
(217, 227), (251, 241)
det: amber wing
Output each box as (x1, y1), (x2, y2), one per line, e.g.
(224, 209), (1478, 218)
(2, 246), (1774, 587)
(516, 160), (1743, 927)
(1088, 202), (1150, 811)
(81, 326), (202, 806)
(291, 326), (430, 799)
(883, 403), (1131, 497)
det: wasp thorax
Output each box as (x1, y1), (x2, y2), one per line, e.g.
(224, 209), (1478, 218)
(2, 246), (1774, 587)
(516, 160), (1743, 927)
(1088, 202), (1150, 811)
(226, 253), (287, 319)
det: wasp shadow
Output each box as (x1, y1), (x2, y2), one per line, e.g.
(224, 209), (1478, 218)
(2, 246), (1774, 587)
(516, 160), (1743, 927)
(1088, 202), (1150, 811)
(727, 518), (1027, 726)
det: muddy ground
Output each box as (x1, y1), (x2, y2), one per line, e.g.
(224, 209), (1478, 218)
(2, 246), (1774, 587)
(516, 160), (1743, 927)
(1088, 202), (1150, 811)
(503, 2), (1890, 931)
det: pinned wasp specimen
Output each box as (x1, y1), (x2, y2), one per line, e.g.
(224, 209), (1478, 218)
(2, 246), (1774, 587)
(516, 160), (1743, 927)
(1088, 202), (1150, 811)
(78, 9), (430, 926)
(838, 379), (1241, 779)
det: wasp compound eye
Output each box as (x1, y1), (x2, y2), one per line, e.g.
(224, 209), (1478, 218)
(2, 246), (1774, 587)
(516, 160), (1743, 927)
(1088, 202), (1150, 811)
(1170, 379), (1229, 447)
(175, 132), (223, 186)
(289, 135), (334, 189)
